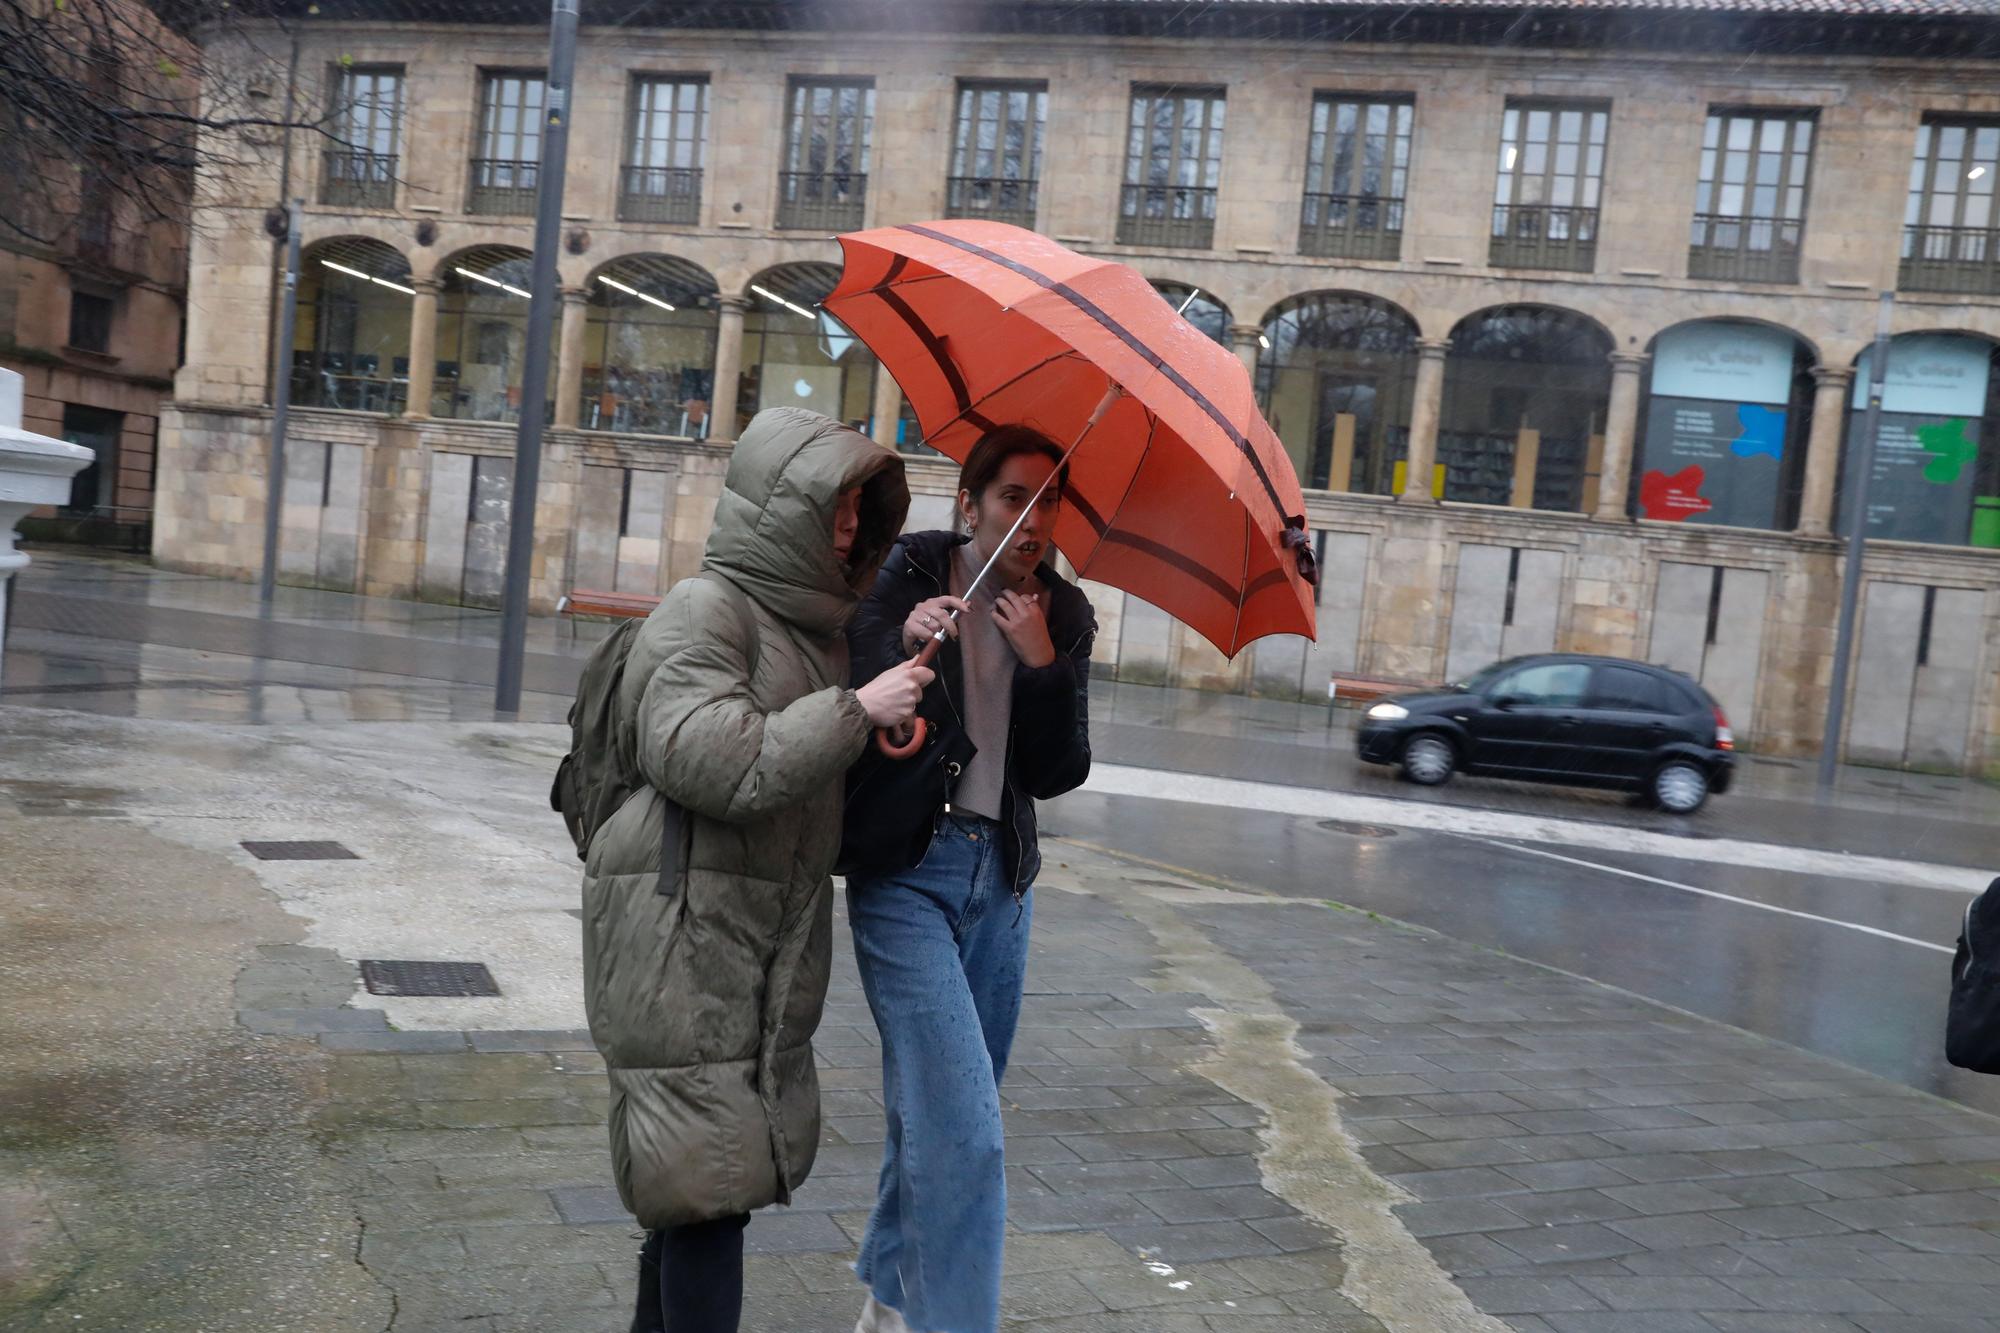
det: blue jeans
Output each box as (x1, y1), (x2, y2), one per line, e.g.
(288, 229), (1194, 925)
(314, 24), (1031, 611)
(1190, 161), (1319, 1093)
(846, 813), (1032, 1333)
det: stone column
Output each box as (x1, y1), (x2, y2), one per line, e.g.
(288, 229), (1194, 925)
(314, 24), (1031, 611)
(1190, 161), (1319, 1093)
(1229, 323), (1263, 380)
(871, 370), (904, 449)
(1400, 339), (1450, 504)
(709, 296), (749, 443)
(554, 287), (588, 431)
(1594, 352), (1648, 522)
(403, 278), (440, 419)
(1798, 365), (1854, 538)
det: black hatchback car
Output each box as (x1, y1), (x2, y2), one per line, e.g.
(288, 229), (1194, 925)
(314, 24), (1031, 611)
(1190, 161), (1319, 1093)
(1356, 653), (1735, 813)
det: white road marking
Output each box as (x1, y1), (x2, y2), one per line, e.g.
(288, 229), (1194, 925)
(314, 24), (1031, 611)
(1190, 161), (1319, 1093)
(1081, 764), (1992, 895)
(1474, 838), (1955, 955)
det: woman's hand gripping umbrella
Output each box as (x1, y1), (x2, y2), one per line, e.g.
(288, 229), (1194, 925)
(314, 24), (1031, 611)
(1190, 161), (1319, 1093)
(823, 220), (1322, 758)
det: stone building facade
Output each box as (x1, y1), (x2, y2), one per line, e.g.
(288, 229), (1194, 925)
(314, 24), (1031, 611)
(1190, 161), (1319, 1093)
(159, 2), (2000, 774)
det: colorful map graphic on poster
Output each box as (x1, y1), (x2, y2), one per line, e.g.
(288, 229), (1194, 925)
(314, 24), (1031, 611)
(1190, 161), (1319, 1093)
(1841, 338), (1990, 542)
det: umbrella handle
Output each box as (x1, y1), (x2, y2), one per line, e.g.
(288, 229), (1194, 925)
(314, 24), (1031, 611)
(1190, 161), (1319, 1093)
(874, 632), (947, 760)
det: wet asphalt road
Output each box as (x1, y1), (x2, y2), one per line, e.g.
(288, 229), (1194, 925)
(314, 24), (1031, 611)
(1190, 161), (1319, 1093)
(1044, 785), (2000, 1120)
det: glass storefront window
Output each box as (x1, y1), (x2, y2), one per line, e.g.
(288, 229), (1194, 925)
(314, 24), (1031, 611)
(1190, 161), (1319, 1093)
(435, 246), (551, 423)
(739, 262), (878, 438)
(581, 255), (720, 437)
(1257, 292), (1418, 495)
(1439, 306), (1613, 511)
(293, 238), (413, 413)
(1837, 333), (2000, 547)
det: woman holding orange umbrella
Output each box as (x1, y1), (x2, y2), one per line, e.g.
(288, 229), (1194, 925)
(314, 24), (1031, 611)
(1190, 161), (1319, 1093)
(826, 220), (1319, 1332)
(840, 425), (1097, 1333)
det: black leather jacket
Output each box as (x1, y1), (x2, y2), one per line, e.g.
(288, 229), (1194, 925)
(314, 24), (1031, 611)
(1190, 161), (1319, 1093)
(839, 530), (1096, 897)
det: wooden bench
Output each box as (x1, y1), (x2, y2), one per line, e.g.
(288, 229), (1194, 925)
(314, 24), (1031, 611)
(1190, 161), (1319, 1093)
(556, 588), (661, 639)
(1328, 673), (1433, 706)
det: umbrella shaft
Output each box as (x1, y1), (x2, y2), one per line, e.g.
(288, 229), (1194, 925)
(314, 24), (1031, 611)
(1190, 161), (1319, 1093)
(951, 384), (1120, 613)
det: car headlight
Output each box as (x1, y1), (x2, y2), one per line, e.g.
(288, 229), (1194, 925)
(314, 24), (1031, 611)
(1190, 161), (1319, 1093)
(1366, 703), (1409, 721)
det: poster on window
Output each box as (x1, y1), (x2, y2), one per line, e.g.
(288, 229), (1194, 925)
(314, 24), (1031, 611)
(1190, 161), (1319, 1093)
(1840, 337), (1990, 543)
(1637, 324), (1794, 528)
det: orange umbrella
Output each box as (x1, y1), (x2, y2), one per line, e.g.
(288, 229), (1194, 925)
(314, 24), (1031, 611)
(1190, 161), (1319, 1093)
(826, 221), (1318, 662)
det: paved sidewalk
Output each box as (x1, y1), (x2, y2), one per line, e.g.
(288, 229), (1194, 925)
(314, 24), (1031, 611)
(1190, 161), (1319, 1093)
(6, 710), (2000, 1331)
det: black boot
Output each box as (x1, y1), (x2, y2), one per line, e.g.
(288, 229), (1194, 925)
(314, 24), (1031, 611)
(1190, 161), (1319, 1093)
(630, 1230), (665, 1333)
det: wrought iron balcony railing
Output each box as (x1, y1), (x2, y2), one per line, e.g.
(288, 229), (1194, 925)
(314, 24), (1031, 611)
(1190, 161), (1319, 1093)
(618, 166), (702, 225)
(321, 150), (398, 209)
(1489, 203), (1599, 273)
(1899, 223), (2000, 296)
(467, 158), (540, 216)
(776, 171), (867, 231)
(1299, 193), (1404, 261)
(1117, 184), (1218, 249)
(1687, 213), (1803, 284)
(944, 176), (1039, 228)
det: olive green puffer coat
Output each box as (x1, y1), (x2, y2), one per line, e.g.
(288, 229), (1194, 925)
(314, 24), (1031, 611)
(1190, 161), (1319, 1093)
(581, 408), (908, 1228)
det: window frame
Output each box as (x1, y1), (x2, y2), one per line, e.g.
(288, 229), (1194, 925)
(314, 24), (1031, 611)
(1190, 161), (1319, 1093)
(620, 74), (709, 224)
(777, 76), (875, 230)
(1118, 84), (1228, 249)
(67, 288), (115, 355)
(1900, 115), (2000, 295)
(1688, 107), (1815, 284)
(1300, 93), (1412, 260)
(946, 79), (1048, 226)
(322, 63), (404, 208)
(1490, 99), (1610, 273)
(468, 69), (548, 215)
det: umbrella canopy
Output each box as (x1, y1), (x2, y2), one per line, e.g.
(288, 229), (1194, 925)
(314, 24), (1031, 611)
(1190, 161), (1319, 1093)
(826, 221), (1316, 656)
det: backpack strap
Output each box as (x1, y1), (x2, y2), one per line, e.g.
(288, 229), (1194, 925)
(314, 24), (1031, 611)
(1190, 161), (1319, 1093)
(657, 570), (763, 896)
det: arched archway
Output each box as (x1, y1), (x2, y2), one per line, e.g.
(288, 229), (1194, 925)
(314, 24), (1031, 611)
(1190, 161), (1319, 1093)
(435, 245), (543, 422)
(1149, 281), (1229, 346)
(739, 261), (879, 440)
(294, 238), (413, 413)
(1634, 318), (1816, 529)
(1257, 292), (1419, 494)
(1838, 330), (2000, 547)
(581, 254), (720, 437)
(1440, 305), (1613, 510)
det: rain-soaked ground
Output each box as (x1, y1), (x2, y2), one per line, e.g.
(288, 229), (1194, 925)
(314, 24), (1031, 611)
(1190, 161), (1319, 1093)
(6, 546), (1998, 1117)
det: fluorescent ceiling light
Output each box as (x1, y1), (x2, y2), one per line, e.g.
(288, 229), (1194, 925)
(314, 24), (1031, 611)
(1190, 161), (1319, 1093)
(1176, 287), (1200, 315)
(598, 275), (675, 312)
(751, 283), (815, 320)
(323, 259), (414, 296)
(1504, 145), (1518, 170)
(1972, 166), (1989, 180)
(455, 265), (531, 299)
(1258, 334), (1271, 350)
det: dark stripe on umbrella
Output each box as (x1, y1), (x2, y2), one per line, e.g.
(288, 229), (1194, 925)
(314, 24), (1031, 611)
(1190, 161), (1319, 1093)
(1063, 486), (1237, 605)
(899, 223), (1291, 526)
(865, 253), (996, 435)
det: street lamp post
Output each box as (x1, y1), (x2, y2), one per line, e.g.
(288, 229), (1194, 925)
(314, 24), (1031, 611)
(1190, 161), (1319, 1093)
(259, 199), (303, 611)
(1818, 291), (1895, 788)
(494, 0), (579, 716)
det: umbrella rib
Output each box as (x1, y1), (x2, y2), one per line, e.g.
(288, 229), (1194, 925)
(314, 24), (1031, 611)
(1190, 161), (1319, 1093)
(1078, 405), (1158, 584)
(1228, 501), (1252, 659)
(916, 349), (1092, 442)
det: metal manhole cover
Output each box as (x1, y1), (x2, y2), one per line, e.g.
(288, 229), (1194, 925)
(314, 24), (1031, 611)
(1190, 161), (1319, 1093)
(241, 840), (359, 861)
(1316, 819), (1400, 838)
(360, 960), (500, 998)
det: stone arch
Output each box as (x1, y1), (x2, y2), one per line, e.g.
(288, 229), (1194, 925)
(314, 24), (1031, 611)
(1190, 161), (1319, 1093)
(576, 254), (724, 437)
(292, 237), (416, 413)
(433, 245), (539, 423)
(1257, 291), (1422, 495)
(1437, 304), (1615, 511)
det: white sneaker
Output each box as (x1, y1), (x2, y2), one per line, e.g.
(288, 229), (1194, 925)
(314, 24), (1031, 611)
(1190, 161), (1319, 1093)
(854, 1294), (917, 1333)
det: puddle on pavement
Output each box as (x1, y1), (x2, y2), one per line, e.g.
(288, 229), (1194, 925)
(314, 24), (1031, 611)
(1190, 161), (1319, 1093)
(0, 779), (129, 817)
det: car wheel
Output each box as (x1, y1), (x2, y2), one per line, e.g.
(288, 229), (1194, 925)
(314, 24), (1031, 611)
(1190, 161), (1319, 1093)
(1399, 734), (1456, 787)
(1652, 760), (1709, 814)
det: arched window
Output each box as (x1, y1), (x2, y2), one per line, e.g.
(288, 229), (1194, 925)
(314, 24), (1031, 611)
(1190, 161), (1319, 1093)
(1150, 281), (1229, 346)
(581, 255), (720, 437)
(1837, 332), (2000, 547)
(740, 262), (879, 439)
(1440, 306), (1613, 511)
(293, 238), (412, 413)
(435, 246), (548, 422)
(1257, 292), (1418, 494)
(1635, 320), (1814, 529)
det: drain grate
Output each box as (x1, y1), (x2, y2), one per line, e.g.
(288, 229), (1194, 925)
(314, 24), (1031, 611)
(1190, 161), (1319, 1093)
(360, 960), (501, 998)
(1316, 818), (1401, 839)
(241, 840), (359, 861)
